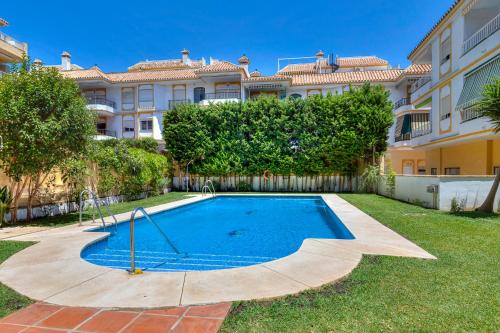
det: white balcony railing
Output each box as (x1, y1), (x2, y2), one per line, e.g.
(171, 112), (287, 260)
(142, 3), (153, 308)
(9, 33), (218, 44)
(463, 12), (500, 55)
(460, 108), (482, 123)
(410, 76), (432, 94)
(0, 32), (27, 52)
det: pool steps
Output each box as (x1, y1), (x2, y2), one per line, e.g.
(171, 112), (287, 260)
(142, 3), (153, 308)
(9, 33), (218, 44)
(85, 248), (277, 272)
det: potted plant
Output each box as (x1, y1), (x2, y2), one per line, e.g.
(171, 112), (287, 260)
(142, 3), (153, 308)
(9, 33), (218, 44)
(0, 186), (12, 227)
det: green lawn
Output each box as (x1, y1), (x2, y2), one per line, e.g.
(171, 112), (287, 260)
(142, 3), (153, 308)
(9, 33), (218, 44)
(221, 194), (500, 333)
(0, 241), (35, 317)
(24, 192), (191, 227)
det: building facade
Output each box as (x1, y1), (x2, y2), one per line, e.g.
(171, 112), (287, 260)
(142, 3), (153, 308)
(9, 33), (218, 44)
(0, 18), (28, 74)
(386, 0), (500, 176)
(45, 0), (499, 176)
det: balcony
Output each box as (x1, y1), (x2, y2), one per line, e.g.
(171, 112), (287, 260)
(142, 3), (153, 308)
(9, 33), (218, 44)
(85, 96), (115, 116)
(204, 91), (241, 100)
(96, 129), (117, 137)
(169, 99), (191, 109)
(463, 12), (500, 55)
(460, 108), (482, 123)
(394, 112), (431, 143)
(0, 31), (27, 62)
(394, 97), (412, 111)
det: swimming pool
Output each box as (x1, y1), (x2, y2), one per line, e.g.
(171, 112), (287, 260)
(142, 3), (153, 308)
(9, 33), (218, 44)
(81, 196), (354, 272)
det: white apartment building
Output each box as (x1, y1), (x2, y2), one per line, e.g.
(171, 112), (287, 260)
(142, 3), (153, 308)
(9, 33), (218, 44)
(0, 18), (28, 74)
(386, 0), (499, 176)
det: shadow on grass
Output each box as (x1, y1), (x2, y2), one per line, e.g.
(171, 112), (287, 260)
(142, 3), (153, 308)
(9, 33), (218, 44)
(449, 210), (499, 219)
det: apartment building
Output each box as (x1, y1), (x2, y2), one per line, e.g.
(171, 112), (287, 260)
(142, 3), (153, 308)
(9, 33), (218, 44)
(0, 18), (28, 74)
(50, 50), (248, 143)
(385, 0), (500, 176)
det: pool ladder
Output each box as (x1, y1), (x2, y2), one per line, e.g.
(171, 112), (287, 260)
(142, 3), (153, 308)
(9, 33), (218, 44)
(129, 207), (181, 274)
(78, 190), (118, 231)
(201, 179), (216, 197)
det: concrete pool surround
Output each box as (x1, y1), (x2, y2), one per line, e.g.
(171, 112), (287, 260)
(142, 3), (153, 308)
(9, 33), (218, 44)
(0, 194), (436, 308)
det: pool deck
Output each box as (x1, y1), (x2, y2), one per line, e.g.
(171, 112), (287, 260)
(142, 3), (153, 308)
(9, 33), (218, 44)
(0, 194), (436, 308)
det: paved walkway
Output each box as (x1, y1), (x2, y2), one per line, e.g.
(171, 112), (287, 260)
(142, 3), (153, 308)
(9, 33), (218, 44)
(0, 302), (231, 333)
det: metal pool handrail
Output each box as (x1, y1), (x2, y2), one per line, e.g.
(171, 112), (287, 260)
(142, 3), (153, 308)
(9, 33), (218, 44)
(202, 179), (216, 197)
(79, 190), (118, 231)
(129, 207), (181, 274)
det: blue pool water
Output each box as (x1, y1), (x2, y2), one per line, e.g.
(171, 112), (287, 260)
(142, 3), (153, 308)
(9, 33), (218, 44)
(81, 196), (354, 272)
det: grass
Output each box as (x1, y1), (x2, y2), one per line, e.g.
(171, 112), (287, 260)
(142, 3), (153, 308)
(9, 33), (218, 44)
(221, 194), (500, 333)
(21, 192), (191, 228)
(0, 241), (35, 318)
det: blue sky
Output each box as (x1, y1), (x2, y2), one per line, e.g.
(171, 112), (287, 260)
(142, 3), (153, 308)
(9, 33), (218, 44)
(3, 0), (453, 75)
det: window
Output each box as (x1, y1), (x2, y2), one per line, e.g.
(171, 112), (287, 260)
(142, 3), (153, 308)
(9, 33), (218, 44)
(289, 93), (302, 99)
(440, 89), (451, 120)
(140, 119), (153, 131)
(173, 85), (186, 101)
(122, 88), (135, 111)
(123, 119), (135, 133)
(444, 167), (460, 175)
(139, 85), (154, 108)
(440, 36), (451, 65)
(307, 89), (321, 97)
(431, 168), (438, 175)
(194, 87), (205, 103)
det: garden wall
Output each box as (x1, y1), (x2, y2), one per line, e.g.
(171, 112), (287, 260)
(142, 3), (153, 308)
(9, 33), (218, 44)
(173, 175), (358, 193)
(378, 175), (500, 211)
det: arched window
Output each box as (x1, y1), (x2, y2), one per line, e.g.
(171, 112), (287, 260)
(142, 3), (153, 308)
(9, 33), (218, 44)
(194, 87), (205, 103)
(289, 93), (302, 99)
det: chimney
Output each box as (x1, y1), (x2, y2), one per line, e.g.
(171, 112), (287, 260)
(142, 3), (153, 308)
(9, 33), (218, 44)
(181, 49), (190, 64)
(61, 51), (71, 70)
(238, 54), (250, 72)
(316, 50), (324, 60)
(32, 59), (43, 67)
(315, 50), (325, 73)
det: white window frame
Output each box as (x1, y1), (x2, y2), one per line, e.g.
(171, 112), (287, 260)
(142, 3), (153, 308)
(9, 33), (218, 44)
(122, 87), (135, 111)
(138, 85), (154, 108)
(140, 119), (153, 132)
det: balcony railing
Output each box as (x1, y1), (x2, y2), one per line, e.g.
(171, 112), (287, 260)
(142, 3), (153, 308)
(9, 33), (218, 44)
(0, 32), (27, 52)
(463, 12), (500, 55)
(204, 91), (241, 100)
(395, 112), (431, 142)
(86, 96), (116, 108)
(460, 108), (482, 123)
(394, 97), (411, 110)
(410, 76), (432, 94)
(169, 99), (191, 109)
(96, 129), (117, 137)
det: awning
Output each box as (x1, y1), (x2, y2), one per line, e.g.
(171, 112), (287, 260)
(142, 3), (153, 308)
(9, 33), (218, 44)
(456, 55), (500, 111)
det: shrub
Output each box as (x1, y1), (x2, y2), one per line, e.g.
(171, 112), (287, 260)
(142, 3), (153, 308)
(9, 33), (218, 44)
(360, 165), (380, 193)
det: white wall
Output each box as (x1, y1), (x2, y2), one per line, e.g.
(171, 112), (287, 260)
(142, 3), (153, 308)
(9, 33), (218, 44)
(379, 175), (500, 211)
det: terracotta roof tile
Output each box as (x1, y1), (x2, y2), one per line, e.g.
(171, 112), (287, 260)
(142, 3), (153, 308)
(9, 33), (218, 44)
(336, 56), (388, 67)
(195, 61), (242, 73)
(279, 63), (317, 75)
(291, 69), (404, 86)
(107, 69), (198, 82)
(403, 63), (432, 75)
(128, 59), (204, 71)
(61, 68), (108, 80)
(243, 75), (291, 82)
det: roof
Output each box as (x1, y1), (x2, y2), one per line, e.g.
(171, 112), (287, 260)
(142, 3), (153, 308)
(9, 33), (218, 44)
(62, 61), (244, 83)
(194, 61), (243, 74)
(336, 56), (388, 67)
(0, 18), (9, 27)
(403, 63), (432, 75)
(128, 59), (204, 71)
(290, 69), (404, 86)
(243, 74), (292, 83)
(278, 62), (324, 75)
(288, 63), (429, 86)
(46, 63), (84, 71)
(408, 0), (462, 59)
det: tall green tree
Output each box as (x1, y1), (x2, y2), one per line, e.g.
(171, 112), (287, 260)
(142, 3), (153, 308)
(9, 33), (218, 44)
(476, 78), (500, 213)
(0, 58), (96, 222)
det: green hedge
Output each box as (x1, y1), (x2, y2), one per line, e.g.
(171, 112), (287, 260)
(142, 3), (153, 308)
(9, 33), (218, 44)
(163, 83), (393, 176)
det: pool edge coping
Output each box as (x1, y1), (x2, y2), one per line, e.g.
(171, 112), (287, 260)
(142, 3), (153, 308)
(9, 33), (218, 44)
(0, 193), (436, 308)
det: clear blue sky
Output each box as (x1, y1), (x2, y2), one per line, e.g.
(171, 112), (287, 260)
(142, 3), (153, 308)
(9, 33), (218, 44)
(3, 0), (453, 75)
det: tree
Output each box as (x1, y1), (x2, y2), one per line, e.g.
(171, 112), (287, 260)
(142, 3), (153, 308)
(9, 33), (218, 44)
(476, 78), (500, 213)
(0, 58), (96, 222)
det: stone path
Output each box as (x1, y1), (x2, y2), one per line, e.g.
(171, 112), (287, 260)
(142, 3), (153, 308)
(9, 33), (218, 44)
(0, 302), (231, 333)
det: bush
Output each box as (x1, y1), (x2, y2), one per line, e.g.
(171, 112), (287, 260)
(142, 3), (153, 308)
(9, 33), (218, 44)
(163, 84), (393, 177)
